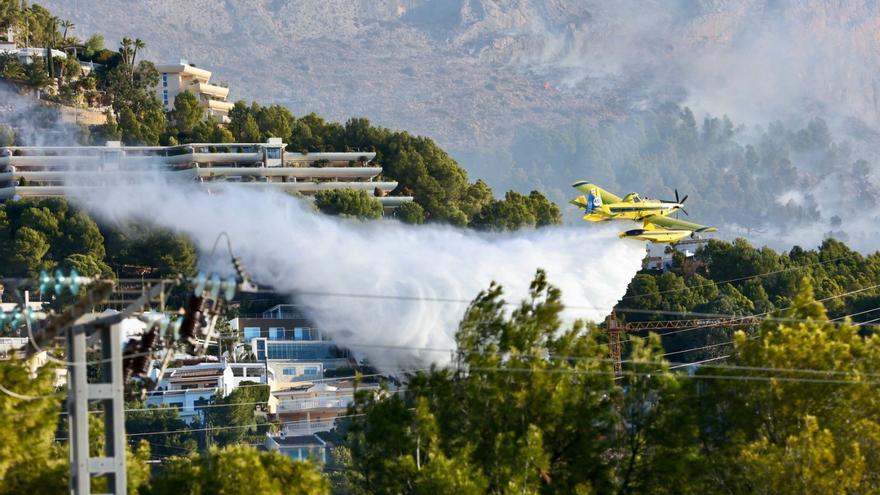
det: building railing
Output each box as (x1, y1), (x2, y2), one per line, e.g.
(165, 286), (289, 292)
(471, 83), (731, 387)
(236, 312), (307, 319)
(278, 397), (351, 412)
(281, 419), (337, 435)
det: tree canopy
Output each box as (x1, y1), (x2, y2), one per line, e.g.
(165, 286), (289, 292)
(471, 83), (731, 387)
(314, 189), (384, 220)
(334, 270), (880, 494)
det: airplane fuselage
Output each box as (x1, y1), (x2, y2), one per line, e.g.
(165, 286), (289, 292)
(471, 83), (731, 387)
(573, 195), (683, 223)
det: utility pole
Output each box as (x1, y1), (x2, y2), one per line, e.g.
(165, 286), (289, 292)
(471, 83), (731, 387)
(67, 318), (127, 494)
(64, 280), (168, 494)
(7, 245), (256, 494)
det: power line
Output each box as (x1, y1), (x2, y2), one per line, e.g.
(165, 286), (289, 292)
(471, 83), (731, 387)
(462, 366), (880, 386)
(620, 282), (880, 343)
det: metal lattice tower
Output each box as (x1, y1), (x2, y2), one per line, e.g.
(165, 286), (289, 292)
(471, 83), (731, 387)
(605, 312), (761, 375)
(67, 320), (127, 494)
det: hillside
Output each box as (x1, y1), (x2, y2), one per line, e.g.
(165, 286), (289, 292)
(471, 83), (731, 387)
(19, 0), (880, 248)
(38, 0), (880, 151)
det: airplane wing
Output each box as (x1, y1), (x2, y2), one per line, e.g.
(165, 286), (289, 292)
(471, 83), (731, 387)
(643, 214), (717, 232)
(571, 181), (623, 203)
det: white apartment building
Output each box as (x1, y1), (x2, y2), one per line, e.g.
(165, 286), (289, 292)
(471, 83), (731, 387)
(156, 59), (233, 123)
(0, 139), (413, 210)
(145, 360), (272, 423)
(273, 380), (380, 437)
(0, 27), (67, 64)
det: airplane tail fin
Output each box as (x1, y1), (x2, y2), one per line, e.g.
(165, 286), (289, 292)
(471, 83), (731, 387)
(586, 189), (602, 214)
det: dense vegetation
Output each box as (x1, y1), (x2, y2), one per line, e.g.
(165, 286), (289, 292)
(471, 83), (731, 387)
(336, 271), (880, 494)
(224, 103), (561, 227)
(7, 267), (875, 493)
(314, 189), (384, 220)
(0, 198), (196, 278)
(460, 106), (877, 237)
(617, 238), (880, 359)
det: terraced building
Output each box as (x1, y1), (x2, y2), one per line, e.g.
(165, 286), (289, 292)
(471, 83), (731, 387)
(0, 138), (412, 211)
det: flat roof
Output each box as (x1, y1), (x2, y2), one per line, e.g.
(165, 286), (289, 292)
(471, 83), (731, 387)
(269, 433), (326, 447)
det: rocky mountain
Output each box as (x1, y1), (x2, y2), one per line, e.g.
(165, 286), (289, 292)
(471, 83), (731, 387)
(40, 1), (880, 156)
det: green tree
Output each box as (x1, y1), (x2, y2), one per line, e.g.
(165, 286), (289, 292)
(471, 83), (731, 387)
(117, 107), (143, 145)
(394, 201), (425, 224)
(343, 270), (697, 494)
(0, 124), (14, 147)
(201, 382), (269, 446)
(148, 445), (328, 495)
(0, 0), (21, 27)
(83, 34), (105, 59)
(240, 114), (261, 142)
(737, 416), (867, 495)
(314, 189), (383, 220)
(125, 403), (198, 458)
(104, 227), (197, 277)
(694, 279), (880, 492)
(10, 226), (51, 276)
(469, 190), (561, 231)
(171, 90), (203, 136)
(0, 360), (65, 493)
(95, 110), (122, 142)
(459, 179), (494, 219)
(528, 190), (561, 226)
(470, 191), (537, 231)
(23, 58), (50, 89)
(63, 253), (112, 277)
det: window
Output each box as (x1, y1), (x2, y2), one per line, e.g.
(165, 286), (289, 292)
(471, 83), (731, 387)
(266, 148), (281, 159)
(269, 327), (284, 340)
(266, 342), (334, 360)
(256, 339), (266, 361)
(162, 74), (167, 87)
(303, 367), (318, 376)
(294, 327), (311, 341)
(232, 368), (244, 377)
(282, 367), (298, 376)
(246, 368), (263, 377)
(243, 327), (261, 342)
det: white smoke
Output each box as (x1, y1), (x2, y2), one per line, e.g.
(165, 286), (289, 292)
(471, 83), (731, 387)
(68, 173), (645, 371)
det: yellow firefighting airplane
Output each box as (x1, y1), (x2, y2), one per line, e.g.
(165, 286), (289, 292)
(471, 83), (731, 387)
(571, 181), (717, 243)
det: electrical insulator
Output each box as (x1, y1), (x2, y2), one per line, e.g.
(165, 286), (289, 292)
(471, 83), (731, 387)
(130, 328), (159, 377)
(122, 340), (140, 380)
(193, 272), (207, 297)
(178, 294), (205, 350)
(40, 268), (83, 295)
(232, 257), (258, 293)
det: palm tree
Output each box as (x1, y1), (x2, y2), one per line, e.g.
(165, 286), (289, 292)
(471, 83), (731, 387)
(60, 19), (74, 45)
(130, 38), (145, 80)
(48, 16), (57, 80)
(119, 37), (132, 65)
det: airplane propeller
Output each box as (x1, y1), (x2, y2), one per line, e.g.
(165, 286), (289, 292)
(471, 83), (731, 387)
(663, 189), (690, 217)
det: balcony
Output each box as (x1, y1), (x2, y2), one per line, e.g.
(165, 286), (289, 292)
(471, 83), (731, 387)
(281, 419), (337, 435)
(278, 397), (351, 412)
(192, 81), (230, 99)
(205, 99), (234, 112)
